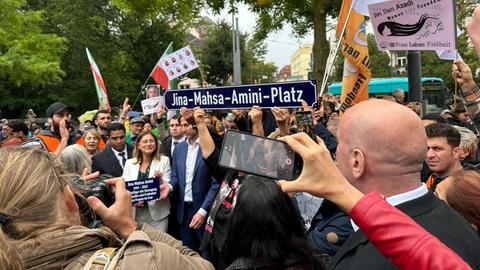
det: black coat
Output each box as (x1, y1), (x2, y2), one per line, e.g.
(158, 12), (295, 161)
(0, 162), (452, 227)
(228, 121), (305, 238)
(329, 192), (480, 270)
(162, 136), (174, 164)
(91, 144), (133, 177)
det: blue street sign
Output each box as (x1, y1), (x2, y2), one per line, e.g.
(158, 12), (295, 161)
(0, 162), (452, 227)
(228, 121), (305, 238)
(164, 80), (317, 110)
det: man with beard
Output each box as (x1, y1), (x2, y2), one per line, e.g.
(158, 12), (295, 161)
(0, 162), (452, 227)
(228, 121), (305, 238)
(77, 109), (111, 151)
(37, 102), (79, 156)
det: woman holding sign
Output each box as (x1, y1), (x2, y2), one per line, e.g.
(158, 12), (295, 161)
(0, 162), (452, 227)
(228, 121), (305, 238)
(123, 130), (172, 232)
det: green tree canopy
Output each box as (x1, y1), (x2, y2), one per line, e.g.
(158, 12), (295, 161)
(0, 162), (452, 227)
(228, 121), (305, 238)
(0, 0), (66, 116)
(199, 20), (277, 85)
(205, 0), (341, 84)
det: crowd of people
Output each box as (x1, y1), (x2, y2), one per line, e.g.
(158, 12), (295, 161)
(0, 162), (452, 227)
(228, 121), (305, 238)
(3, 7), (480, 270)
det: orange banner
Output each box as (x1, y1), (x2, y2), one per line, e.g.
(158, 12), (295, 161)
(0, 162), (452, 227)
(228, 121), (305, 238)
(336, 1), (371, 113)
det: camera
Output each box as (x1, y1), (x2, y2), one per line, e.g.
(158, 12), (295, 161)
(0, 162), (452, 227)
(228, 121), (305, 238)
(71, 174), (115, 228)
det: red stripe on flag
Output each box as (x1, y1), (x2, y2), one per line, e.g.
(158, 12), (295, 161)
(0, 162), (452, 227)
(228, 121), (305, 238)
(151, 64), (169, 90)
(91, 64), (108, 94)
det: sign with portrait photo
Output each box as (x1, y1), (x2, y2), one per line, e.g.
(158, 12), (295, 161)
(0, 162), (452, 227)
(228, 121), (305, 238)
(141, 96), (165, 115)
(159, 46), (199, 80)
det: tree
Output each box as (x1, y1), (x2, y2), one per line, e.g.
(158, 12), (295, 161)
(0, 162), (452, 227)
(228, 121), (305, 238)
(200, 21), (234, 85)
(199, 20), (277, 85)
(206, 0), (341, 84)
(367, 34), (391, 79)
(17, 0), (186, 117)
(0, 0), (66, 117)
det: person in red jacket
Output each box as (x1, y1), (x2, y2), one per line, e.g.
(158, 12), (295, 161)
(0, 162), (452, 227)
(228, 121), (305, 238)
(278, 132), (472, 270)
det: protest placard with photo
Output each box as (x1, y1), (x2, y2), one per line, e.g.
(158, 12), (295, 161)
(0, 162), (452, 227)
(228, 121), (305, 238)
(368, 0), (456, 51)
(159, 46), (199, 80)
(141, 96), (165, 115)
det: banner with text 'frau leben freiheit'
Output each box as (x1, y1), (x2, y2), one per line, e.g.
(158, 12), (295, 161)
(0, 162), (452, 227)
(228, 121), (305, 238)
(368, 0), (456, 51)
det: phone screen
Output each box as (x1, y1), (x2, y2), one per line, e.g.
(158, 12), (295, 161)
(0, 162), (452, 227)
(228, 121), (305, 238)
(295, 111), (315, 136)
(219, 130), (296, 180)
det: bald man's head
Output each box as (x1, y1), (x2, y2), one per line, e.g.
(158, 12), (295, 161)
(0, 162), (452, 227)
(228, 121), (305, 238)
(336, 100), (426, 193)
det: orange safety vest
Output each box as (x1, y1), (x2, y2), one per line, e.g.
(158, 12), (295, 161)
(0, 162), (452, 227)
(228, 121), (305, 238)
(37, 133), (85, 153)
(36, 134), (61, 152)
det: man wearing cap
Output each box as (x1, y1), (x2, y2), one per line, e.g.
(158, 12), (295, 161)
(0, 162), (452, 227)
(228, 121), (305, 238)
(37, 102), (78, 156)
(126, 117), (145, 144)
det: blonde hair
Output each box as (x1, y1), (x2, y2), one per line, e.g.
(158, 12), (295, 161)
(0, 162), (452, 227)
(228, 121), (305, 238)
(452, 125), (478, 160)
(0, 148), (70, 270)
(59, 144), (92, 175)
(132, 130), (162, 164)
(83, 129), (102, 154)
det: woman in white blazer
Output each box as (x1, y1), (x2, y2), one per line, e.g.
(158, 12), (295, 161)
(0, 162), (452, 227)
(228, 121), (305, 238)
(123, 130), (171, 232)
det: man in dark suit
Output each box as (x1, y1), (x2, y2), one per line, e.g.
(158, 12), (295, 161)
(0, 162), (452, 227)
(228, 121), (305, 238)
(162, 115), (186, 163)
(166, 116), (219, 252)
(92, 122), (133, 177)
(162, 115), (185, 239)
(329, 99), (480, 269)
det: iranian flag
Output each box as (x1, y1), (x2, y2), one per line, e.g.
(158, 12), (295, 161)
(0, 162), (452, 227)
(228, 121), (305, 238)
(85, 48), (110, 110)
(150, 42), (177, 91)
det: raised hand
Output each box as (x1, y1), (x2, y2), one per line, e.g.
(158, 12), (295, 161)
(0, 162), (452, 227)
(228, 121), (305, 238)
(248, 105), (263, 125)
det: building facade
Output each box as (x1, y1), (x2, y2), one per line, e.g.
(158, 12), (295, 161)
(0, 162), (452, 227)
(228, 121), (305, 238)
(290, 44), (313, 80)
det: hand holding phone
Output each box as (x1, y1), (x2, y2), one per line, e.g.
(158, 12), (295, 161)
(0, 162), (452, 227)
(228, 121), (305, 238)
(219, 130), (296, 180)
(295, 111), (315, 139)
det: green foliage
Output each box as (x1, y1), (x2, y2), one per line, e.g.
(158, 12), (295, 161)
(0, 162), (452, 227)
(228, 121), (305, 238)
(199, 21), (234, 85)
(205, 0), (341, 83)
(199, 20), (277, 85)
(0, 1), (66, 83)
(367, 34), (391, 79)
(1, 0), (187, 118)
(112, 0), (202, 25)
(0, 0), (66, 116)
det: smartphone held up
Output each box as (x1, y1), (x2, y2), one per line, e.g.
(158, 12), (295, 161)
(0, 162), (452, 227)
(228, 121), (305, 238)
(219, 130), (298, 181)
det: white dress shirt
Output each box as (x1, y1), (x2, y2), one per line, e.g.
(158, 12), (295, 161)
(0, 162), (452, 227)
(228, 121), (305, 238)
(351, 183), (428, 231)
(185, 138), (200, 203)
(184, 138), (207, 217)
(111, 146), (128, 169)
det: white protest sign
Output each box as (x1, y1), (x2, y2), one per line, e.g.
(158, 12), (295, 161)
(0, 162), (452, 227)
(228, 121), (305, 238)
(141, 96), (165, 115)
(295, 193), (323, 230)
(436, 26), (462, 60)
(159, 46), (199, 81)
(436, 50), (463, 61)
(368, 0), (456, 51)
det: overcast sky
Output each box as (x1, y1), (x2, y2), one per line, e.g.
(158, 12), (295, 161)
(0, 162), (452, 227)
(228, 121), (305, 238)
(201, 3), (315, 70)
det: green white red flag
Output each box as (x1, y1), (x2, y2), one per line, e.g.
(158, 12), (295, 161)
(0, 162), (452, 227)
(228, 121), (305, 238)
(86, 47), (110, 110)
(150, 42), (176, 91)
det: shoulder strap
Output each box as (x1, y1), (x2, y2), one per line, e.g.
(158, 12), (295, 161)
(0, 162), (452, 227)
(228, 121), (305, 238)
(82, 247), (119, 270)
